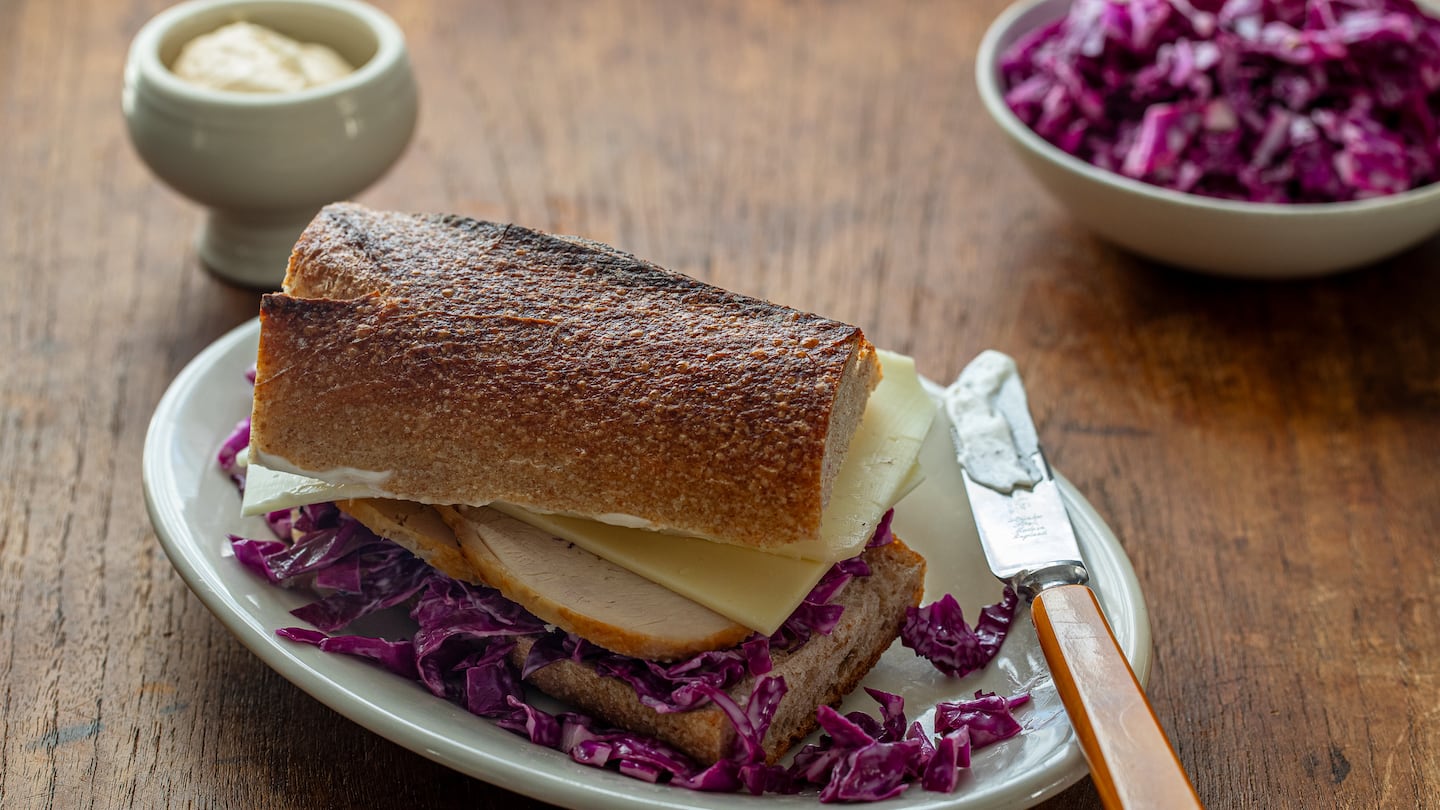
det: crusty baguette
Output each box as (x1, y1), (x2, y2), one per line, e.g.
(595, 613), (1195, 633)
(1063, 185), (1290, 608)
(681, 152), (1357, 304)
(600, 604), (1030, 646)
(513, 538), (926, 765)
(251, 203), (880, 550)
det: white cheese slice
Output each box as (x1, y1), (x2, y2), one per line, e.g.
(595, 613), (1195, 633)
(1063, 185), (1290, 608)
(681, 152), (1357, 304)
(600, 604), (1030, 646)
(242, 461), (394, 516)
(487, 502), (829, 635)
(238, 349), (937, 633)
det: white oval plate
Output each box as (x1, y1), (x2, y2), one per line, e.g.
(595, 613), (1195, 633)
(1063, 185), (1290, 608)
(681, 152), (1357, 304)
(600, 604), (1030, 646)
(143, 317), (1152, 809)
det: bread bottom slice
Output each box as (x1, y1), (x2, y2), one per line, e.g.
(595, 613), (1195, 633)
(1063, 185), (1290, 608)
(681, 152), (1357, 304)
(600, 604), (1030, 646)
(512, 538), (926, 765)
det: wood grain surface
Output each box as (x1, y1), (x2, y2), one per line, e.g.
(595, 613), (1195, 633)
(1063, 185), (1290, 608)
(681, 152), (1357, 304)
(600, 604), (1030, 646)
(3, 0), (1438, 808)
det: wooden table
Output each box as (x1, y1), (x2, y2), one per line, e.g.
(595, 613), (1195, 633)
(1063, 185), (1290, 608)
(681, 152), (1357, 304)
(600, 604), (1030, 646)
(4, 0), (1438, 807)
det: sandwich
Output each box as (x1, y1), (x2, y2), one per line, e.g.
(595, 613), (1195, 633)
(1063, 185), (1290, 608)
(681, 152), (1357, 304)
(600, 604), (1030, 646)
(225, 203), (1016, 795)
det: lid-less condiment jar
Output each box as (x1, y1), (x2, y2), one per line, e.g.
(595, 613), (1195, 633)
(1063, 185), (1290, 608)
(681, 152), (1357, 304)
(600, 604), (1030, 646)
(123, 0), (418, 288)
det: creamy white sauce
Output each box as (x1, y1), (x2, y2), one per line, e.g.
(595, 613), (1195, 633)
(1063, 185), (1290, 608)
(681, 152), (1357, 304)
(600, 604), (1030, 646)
(172, 21), (354, 93)
(590, 512), (664, 530)
(944, 350), (1040, 493)
(249, 449), (394, 487)
(494, 502), (666, 532)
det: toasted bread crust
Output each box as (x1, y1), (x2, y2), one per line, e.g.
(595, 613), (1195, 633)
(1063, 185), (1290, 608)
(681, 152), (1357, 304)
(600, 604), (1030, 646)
(513, 538), (926, 765)
(251, 204), (880, 549)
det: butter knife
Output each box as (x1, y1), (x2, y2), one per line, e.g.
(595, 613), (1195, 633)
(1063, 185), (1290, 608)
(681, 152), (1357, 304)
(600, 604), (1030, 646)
(944, 351), (1202, 809)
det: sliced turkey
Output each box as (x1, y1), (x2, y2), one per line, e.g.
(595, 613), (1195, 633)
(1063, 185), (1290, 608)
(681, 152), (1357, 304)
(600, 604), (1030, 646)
(440, 505), (751, 660)
(337, 498), (750, 660)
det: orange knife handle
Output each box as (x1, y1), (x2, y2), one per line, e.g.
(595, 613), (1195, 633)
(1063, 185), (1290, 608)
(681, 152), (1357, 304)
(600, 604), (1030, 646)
(1032, 584), (1203, 810)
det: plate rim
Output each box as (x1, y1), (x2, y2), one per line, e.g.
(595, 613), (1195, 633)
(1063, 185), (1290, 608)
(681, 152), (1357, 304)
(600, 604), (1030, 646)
(143, 317), (1153, 809)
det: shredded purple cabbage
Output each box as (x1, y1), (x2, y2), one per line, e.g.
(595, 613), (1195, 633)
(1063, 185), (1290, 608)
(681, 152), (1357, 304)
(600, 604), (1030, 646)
(226, 503), (895, 788)
(777, 688), (1032, 801)
(1001, 0), (1440, 202)
(901, 587), (1021, 677)
(220, 409), (1024, 799)
(935, 691), (1033, 749)
(231, 503), (434, 631)
(280, 626), (420, 680)
(217, 418), (250, 491)
(231, 508), (1028, 797)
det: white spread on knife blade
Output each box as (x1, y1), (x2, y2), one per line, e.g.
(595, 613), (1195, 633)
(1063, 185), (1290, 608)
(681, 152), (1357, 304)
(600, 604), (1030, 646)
(239, 349), (936, 635)
(943, 350), (1040, 493)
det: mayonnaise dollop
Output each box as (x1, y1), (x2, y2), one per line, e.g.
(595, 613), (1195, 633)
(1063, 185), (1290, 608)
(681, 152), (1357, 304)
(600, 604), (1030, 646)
(171, 21), (354, 93)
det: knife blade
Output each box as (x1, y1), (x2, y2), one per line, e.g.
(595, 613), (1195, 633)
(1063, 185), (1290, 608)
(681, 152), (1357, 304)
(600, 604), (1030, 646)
(942, 351), (1087, 595)
(944, 351), (1202, 810)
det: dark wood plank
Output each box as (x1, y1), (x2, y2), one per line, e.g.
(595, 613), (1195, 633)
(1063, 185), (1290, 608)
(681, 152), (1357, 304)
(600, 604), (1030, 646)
(2, 0), (1438, 807)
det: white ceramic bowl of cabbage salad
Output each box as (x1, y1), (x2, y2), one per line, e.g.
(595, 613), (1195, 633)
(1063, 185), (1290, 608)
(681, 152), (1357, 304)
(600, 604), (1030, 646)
(976, 0), (1440, 279)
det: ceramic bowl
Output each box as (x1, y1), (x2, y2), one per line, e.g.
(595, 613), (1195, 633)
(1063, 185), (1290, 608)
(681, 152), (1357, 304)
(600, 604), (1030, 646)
(975, 0), (1440, 279)
(123, 0), (418, 288)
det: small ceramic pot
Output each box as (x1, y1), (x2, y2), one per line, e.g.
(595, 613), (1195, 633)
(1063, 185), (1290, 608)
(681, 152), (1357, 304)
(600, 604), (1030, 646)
(123, 0), (418, 288)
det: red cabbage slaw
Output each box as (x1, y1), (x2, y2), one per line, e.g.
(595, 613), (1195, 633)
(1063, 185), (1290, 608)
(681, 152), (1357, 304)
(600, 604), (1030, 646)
(1000, 0), (1440, 202)
(219, 417), (1026, 800)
